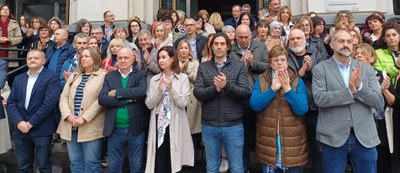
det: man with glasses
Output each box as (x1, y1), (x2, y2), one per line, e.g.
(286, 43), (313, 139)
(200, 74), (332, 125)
(174, 18), (207, 60)
(224, 5), (241, 28)
(91, 27), (109, 58)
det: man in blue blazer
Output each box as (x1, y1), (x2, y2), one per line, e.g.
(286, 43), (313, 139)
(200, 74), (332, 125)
(7, 50), (61, 173)
(99, 48), (148, 173)
(0, 59), (7, 119)
(312, 30), (384, 173)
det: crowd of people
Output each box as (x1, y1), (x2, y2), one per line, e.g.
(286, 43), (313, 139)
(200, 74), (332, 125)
(0, 0), (399, 173)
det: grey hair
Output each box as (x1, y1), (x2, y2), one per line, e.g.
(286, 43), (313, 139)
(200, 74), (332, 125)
(222, 25), (236, 33)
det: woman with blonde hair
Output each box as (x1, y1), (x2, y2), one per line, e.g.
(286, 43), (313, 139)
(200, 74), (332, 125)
(152, 22), (173, 49)
(57, 47), (107, 173)
(208, 12), (224, 33)
(197, 9), (216, 34)
(102, 38), (125, 72)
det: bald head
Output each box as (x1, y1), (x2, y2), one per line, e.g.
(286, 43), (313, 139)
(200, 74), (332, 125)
(236, 24), (252, 48)
(54, 28), (68, 46)
(236, 24), (251, 35)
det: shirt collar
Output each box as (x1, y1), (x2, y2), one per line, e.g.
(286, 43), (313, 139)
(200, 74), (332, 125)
(27, 67), (44, 78)
(119, 67), (133, 78)
(333, 56), (351, 68)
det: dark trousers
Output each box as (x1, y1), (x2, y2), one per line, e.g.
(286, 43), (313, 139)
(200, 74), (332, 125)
(15, 135), (52, 173)
(155, 126), (171, 173)
(306, 110), (322, 173)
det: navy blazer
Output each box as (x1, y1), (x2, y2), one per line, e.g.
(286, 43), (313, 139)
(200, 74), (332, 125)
(99, 67), (149, 136)
(7, 68), (61, 138)
(45, 43), (76, 75)
(0, 59), (7, 119)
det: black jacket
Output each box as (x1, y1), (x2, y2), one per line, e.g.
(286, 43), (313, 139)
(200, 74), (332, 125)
(193, 57), (251, 126)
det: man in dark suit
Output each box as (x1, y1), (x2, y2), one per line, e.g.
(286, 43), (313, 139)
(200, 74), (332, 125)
(99, 48), (148, 172)
(7, 49), (61, 173)
(224, 5), (241, 28)
(312, 29), (384, 173)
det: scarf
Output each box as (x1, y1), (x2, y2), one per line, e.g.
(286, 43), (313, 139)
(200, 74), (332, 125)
(0, 17), (10, 57)
(156, 73), (173, 148)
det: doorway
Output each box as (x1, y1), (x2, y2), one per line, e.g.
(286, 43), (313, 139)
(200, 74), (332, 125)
(197, 0), (260, 21)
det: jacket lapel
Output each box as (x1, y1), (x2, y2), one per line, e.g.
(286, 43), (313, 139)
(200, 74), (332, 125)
(327, 58), (347, 88)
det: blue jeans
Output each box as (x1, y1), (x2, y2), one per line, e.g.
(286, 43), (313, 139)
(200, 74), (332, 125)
(263, 164), (303, 173)
(202, 123), (244, 173)
(15, 135), (52, 173)
(66, 130), (102, 173)
(108, 128), (145, 173)
(321, 133), (377, 173)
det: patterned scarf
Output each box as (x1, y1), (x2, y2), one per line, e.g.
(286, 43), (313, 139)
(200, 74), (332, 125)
(156, 73), (173, 148)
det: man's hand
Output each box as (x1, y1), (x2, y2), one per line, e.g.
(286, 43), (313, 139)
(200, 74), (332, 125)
(214, 72), (227, 92)
(108, 89), (116, 97)
(63, 70), (73, 81)
(143, 48), (151, 65)
(303, 55), (312, 71)
(349, 64), (362, 94)
(17, 121), (29, 133)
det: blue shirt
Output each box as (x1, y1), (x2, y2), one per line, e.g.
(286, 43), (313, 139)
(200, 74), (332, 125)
(48, 48), (61, 72)
(249, 76), (308, 116)
(333, 57), (363, 94)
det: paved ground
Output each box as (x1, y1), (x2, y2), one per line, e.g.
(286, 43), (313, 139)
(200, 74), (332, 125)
(0, 143), (352, 173)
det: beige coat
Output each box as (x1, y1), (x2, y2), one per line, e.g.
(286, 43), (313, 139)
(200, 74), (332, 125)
(179, 57), (202, 134)
(145, 72), (194, 173)
(1, 19), (22, 66)
(57, 69), (107, 142)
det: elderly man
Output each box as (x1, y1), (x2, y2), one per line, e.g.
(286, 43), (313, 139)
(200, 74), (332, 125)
(312, 29), (384, 173)
(287, 28), (326, 173)
(224, 5), (241, 28)
(194, 33), (251, 173)
(174, 18), (207, 60)
(101, 10), (116, 42)
(99, 48), (148, 173)
(136, 30), (161, 83)
(229, 24), (268, 172)
(7, 50), (60, 173)
(45, 28), (76, 76)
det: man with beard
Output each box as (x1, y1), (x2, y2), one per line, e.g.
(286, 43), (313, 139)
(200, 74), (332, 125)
(287, 28), (326, 173)
(312, 29), (384, 173)
(136, 30), (161, 83)
(59, 33), (89, 87)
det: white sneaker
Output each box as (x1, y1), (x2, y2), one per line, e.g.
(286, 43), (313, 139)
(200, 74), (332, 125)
(219, 159), (229, 173)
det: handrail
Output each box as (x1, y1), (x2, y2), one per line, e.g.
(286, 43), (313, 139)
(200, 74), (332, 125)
(7, 64), (27, 76)
(0, 47), (30, 52)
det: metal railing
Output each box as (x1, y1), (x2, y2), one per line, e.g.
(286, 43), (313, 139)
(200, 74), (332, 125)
(0, 47), (30, 76)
